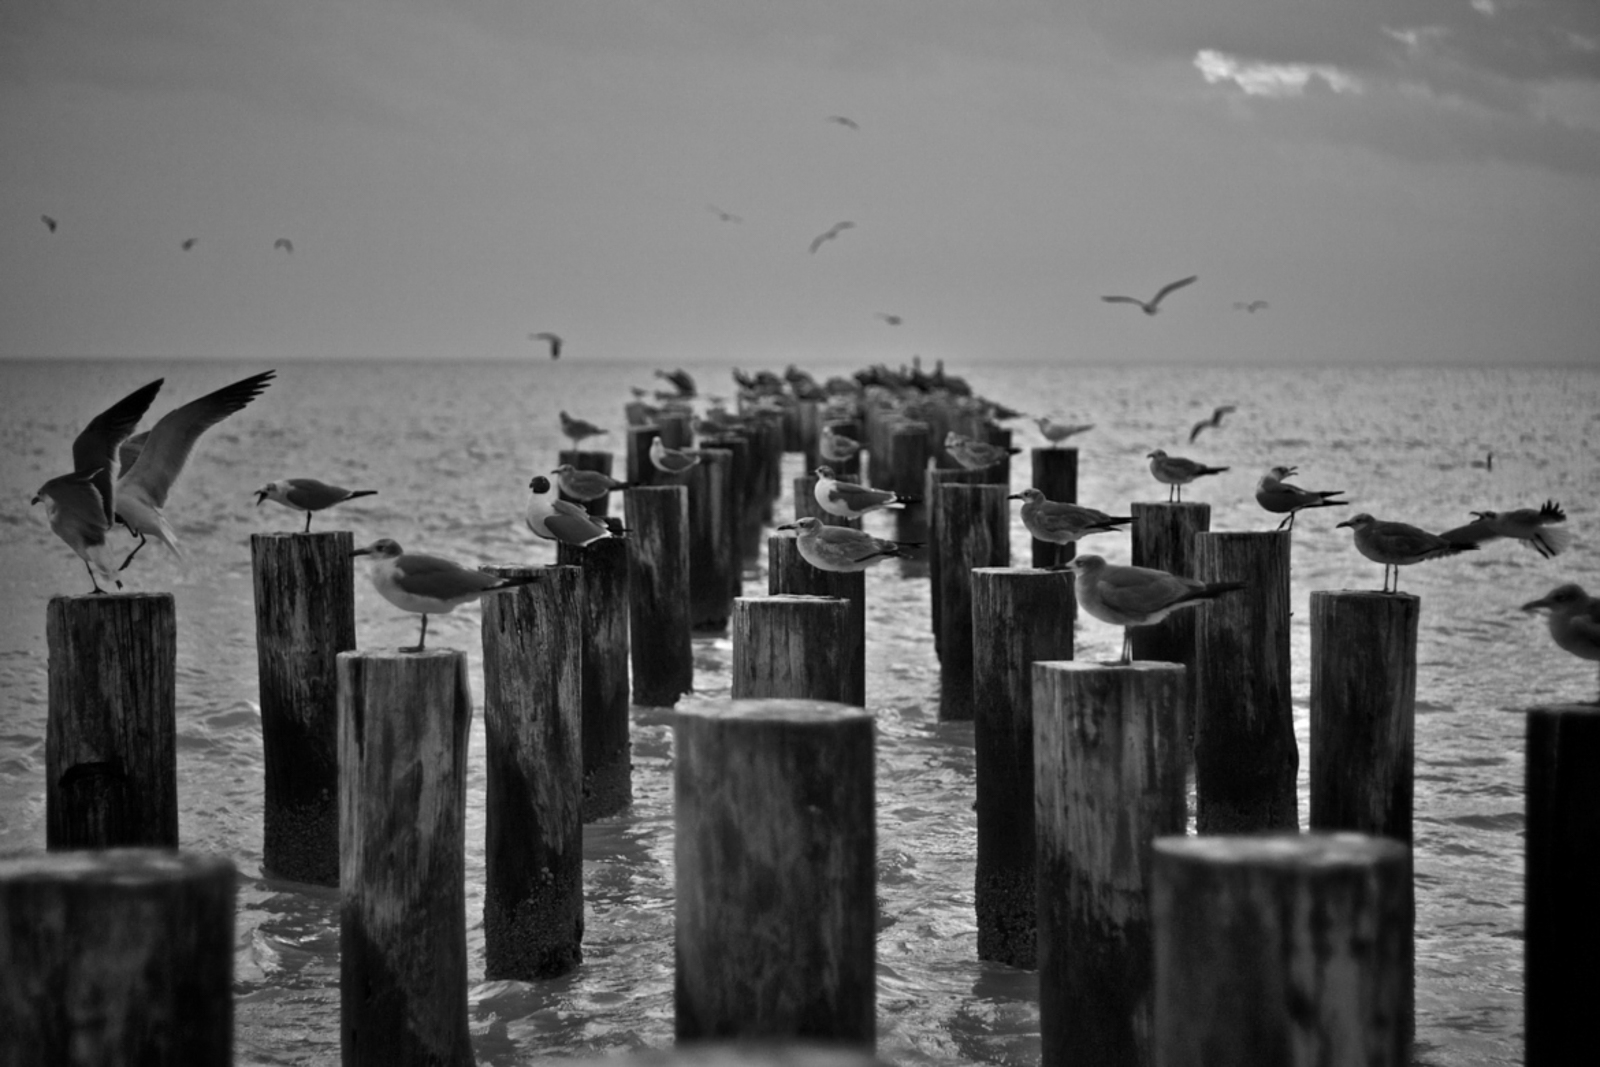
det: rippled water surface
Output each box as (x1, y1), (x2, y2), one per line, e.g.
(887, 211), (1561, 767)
(2, 359), (1597, 1065)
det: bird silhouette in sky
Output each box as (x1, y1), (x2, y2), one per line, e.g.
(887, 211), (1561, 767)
(41, 215), (58, 233)
(1233, 300), (1268, 312)
(809, 221), (855, 254)
(181, 238), (198, 251)
(1102, 275), (1198, 315)
(273, 238), (293, 254)
(826, 115), (859, 130)
(707, 205), (742, 223)
(1189, 404), (1237, 443)
(531, 332), (563, 359)
(876, 312), (903, 325)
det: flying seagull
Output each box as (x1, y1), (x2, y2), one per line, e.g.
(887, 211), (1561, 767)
(1189, 404), (1237, 443)
(809, 221), (855, 254)
(1102, 275), (1198, 315)
(181, 238), (198, 251)
(1234, 300), (1268, 312)
(875, 312), (903, 325)
(531, 331), (563, 359)
(707, 205), (743, 223)
(1440, 501), (1571, 559)
(42, 215), (58, 233)
(825, 115), (860, 130)
(273, 238), (293, 254)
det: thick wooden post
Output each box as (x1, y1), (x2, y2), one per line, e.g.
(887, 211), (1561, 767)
(1151, 833), (1411, 1067)
(701, 433), (760, 563)
(675, 700), (876, 1047)
(1029, 448), (1079, 569)
(1193, 530), (1297, 832)
(971, 568), (1075, 968)
(926, 467), (991, 649)
(687, 447), (737, 633)
(337, 649), (474, 1067)
(251, 531), (354, 885)
(0, 849), (235, 1066)
(558, 539), (634, 820)
(557, 449), (615, 517)
(1128, 502), (1209, 666)
(626, 486), (694, 707)
(886, 420), (929, 499)
(937, 484), (1010, 720)
(768, 536), (866, 707)
(46, 593), (177, 850)
(656, 409), (693, 448)
(1034, 662), (1187, 1067)
(731, 595), (852, 703)
(627, 425), (662, 486)
(479, 565), (586, 977)
(1526, 705), (1600, 1066)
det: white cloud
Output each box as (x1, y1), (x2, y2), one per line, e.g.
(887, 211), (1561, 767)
(1193, 49), (1363, 97)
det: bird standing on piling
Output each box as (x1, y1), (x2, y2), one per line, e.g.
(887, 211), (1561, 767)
(525, 476), (616, 546)
(1254, 466), (1345, 530)
(1337, 513), (1476, 594)
(1521, 583), (1600, 700)
(1009, 488), (1131, 545)
(649, 436), (701, 477)
(33, 471), (123, 594)
(820, 423), (862, 463)
(255, 479), (377, 532)
(1066, 553), (1244, 665)
(1440, 501), (1571, 559)
(352, 538), (535, 652)
(945, 431), (1020, 471)
(1034, 417), (1094, 446)
(778, 517), (919, 572)
(551, 464), (631, 502)
(1146, 449), (1228, 503)
(559, 411), (606, 446)
(813, 465), (913, 519)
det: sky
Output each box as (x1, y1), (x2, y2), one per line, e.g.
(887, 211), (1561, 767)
(3, 0), (1599, 366)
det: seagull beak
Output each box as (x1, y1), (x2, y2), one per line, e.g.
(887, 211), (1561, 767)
(350, 546), (372, 558)
(1284, 466), (1298, 477)
(254, 491), (268, 506)
(1335, 518), (1353, 529)
(776, 522), (797, 531)
(30, 494), (42, 506)
(1007, 493), (1025, 500)
(1521, 595), (1553, 613)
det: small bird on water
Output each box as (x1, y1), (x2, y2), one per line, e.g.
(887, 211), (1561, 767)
(778, 517), (919, 573)
(1521, 583), (1600, 701)
(1336, 513), (1476, 594)
(1009, 488), (1131, 546)
(352, 538), (535, 652)
(1440, 501), (1571, 559)
(1147, 449), (1228, 503)
(813, 465), (913, 520)
(1254, 466), (1345, 531)
(1102, 275), (1197, 315)
(255, 478), (377, 532)
(1066, 554), (1245, 665)
(945, 431), (1021, 471)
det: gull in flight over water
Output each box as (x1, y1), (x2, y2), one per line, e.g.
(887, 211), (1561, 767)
(1147, 449), (1228, 503)
(814, 465), (914, 520)
(1189, 405), (1237, 443)
(1233, 300), (1268, 312)
(875, 312), (903, 326)
(825, 115), (859, 130)
(1254, 466), (1345, 531)
(809, 221), (855, 254)
(707, 205), (743, 223)
(1102, 275), (1198, 315)
(1441, 501), (1571, 559)
(1337, 513), (1476, 594)
(1521, 583), (1600, 701)
(778, 517), (918, 573)
(181, 238), (198, 251)
(352, 538), (535, 652)
(531, 332), (563, 359)
(1067, 554), (1244, 665)
(273, 238), (293, 254)
(255, 479), (377, 532)
(42, 214), (58, 233)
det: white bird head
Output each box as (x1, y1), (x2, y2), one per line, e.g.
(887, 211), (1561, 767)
(352, 538), (403, 560)
(1008, 488), (1045, 504)
(1066, 554), (1106, 576)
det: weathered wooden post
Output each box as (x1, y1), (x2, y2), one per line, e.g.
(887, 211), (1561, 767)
(627, 425), (662, 486)
(1128, 502), (1210, 667)
(675, 700), (876, 1047)
(794, 472), (858, 528)
(1193, 530), (1297, 832)
(557, 448), (616, 517)
(768, 535), (866, 707)
(558, 538), (634, 820)
(731, 595), (853, 703)
(656, 409), (694, 448)
(1151, 833), (1411, 1066)
(1034, 661), (1187, 1067)
(971, 567), (1075, 968)
(701, 433), (759, 563)
(1029, 448), (1079, 569)
(337, 648), (474, 1066)
(251, 531), (354, 885)
(563, 1044), (890, 1066)
(821, 418), (863, 480)
(980, 424), (1016, 487)
(480, 565), (586, 977)
(937, 484), (1010, 720)
(0, 849), (236, 1066)
(886, 419), (929, 500)
(626, 486), (694, 707)
(926, 467), (990, 649)
(46, 592), (177, 849)
(1526, 704), (1600, 1066)
(687, 447), (737, 632)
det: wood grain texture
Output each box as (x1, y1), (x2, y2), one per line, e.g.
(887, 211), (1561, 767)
(925, 467), (990, 651)
(731, 596), (851, 703)
(626, 425), (662, 487)
(768, 536), (866, 706)
(1028, 447), (1080, 570)
(625, 486), (693, 707)
(935, 483), (1010, 720)
(0, 849), (235, 1066)
(556, 540), (635, 820)
(46, 592), (177, 849)
(686, 448), (736, 633)
(1128, 502), (1209, 669)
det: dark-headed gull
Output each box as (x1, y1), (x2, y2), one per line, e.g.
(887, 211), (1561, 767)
(1254, 466), (1345, 530)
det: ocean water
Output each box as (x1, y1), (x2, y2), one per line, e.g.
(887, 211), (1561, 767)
(2, 357), (1597, 1066)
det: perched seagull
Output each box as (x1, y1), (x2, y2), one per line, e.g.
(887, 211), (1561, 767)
(181, 238), (198, 251)
(825, 115), (860, 130)
(778, 517), (919, 573)
(551, 464), (631, 502)
(1233, 300), (1268, 312)
(813, 465), (913, 519)
(707, 205), (743, 223)
(1147, 449), (1228, 503)
(875, 312), (903, 326)
(33, 470), (123, 594)
(42, 214), (58, 233)
(255, 478), (377, 532)
(525, 476), (617, 546)
(352, 538), (535, 652)
(649, 436), (701, 477)
(1067, 554), (1244, 665)
(1034, 417), (1094, 447)
(559, 410), (606, 446)
(1440, 501), (1571, 559)
(945, 431), (1021, 471)
(820, 423), (862, 462)
(116, 369), (276, 569)
(531, 332), (563, 359)
(1009, 488), (1131, 546)
(1521, 584), (1600, 698)
(1336, 513), (1476, 594)
(1188, 405), (1237, 443)
(1254, 466), (1345, 531)
(273, 238), (293, 254)
(656, 367), (697, 396)
(809, 221), (855, 254)
(1101, 275), (1197, 315)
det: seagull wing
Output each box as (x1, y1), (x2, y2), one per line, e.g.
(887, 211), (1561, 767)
(1150, 275), (1198, 306)
(118, 370), (275, 509)
(1101, 295), (1143, 306)
(1188, 419), (1209, 443)
(72, 380), (164, 525)
(1096, 566), (1201, 616)
(393, 554), (504, 600)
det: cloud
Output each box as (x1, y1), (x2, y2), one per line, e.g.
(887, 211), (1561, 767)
(1194, 50), (1363, 97)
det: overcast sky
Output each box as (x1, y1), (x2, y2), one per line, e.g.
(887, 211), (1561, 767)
(4, 1), (1599, 365)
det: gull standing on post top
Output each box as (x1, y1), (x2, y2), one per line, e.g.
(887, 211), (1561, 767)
(820, 423), (862, 463)
(551, 464), (631, 502)
(351, 538), (536, 652)
(525, 476), (617, 546)
(1440, 501), (1572, 559)
(1521, 583), (1600, 700)
(777, 517), (919, 573)
(1188, 405), (1237, 443)
(1147, 449), (1228, 503)
(1009, 488), (1131, 546)
(1034, 417), (1094, 447)
(1067, 554), (1244, 665)
(255, 479), (377, 532)
(1254, 466), (1345, 531)
(649, 436), (700, 477)
(813, 465), (914, 520)
(1101, 275), (1197, 315)
(945, 431), (1021, 471)
(559, 411), (606, 446)
(1336, 513), (1476, 594)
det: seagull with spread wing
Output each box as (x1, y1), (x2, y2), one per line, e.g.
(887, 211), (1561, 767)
(531, 332), (563, 359)
(809, 221), (855, 254)
(1189, 405), (1237, 443)
(1102, 275), (1197, 315)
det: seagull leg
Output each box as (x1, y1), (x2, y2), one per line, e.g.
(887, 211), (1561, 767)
(83, 559), (115, 594)
(402, 614), (429, 654)
(118, 532), (148, 572)
(1119, 629), (1133, 666)
(303, 512), (313, 533)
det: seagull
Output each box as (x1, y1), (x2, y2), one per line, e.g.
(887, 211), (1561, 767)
(1067, 554), (1245, 665)
(820, 423), (862, 462)
(945, 431), (1021, 471)
(777, 517), (918, 573)
(254, 479), (377, 532)
(558, 410), (606, 446)
(809, 221), (855, 255)
(551, 464), (631, 502)
(1146, 449), (1228, 503)
(181, 238), (198, 251)
(351, 538), (535, 652)
(1521, 584), (1600, 699)
(825, 115), (860, 130)
(1102, 275), (1198, 315)
(1469, 452), (1494, 471)
(1254, 466), (1345, 531)
(649, 436), (701, 477)
(1034, 417), (1094, 447)
(1336, 513), (1476, 594)
(707, 205), (743, 223)
(1440, 501), (1571, 559)
(1233, 300), (1268, 312)
(33, 470), (123, 594)
(115, 370), (276, 570)
(1188, 405), (1237, 443)
(524, 476), (617, 546)
(875, 312), (903, 326)
(42, 215), (58, 233)
(531, 332), (563, 359)
(813, 465), (914, 519)
(68, 379), (166, 529)
(1009, 488), (1131, 546)
(273, 238), (293, 254)
(655, 367), (697, 396)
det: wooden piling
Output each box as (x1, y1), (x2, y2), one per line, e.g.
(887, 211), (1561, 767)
(251, 531), (355, 885)
(1193, 530), (1297, 832)
(1034, 661), (1187, 1067)
(557, 448), (615, 517)
(337, 648), (474, 1066)
(626, 486), (694, 707)
(926, 467), (990, 649)
(1128, 502), (1209, 667)
(971, 568), (1075, 968)
(627, 425), (662, 486)
(1526, 704), (1600, 1066)
(936, 484), (1010, 720)
(687, 447), (737, 633)
(1028, 448), (1079, 569)
(479, 565), (586, 978)
(0, 849), (235, 1067)
(557, 539), (634, 820)
(46, 592), (177, 850)
(768, 535), (866, 706)
(656, 409), (693, 448)
(1151, 833), (1411, 1067)
(675, 700), (876, 1047)
(731, 596), (853, 702)
(885, 419), (929, 499)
